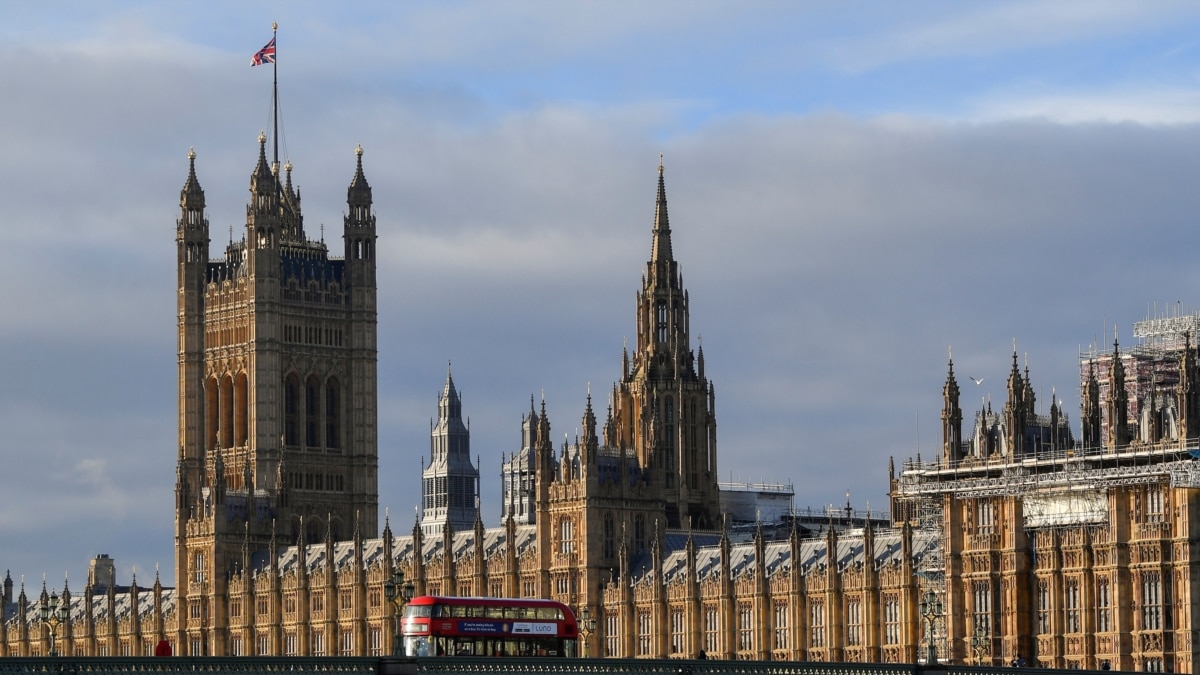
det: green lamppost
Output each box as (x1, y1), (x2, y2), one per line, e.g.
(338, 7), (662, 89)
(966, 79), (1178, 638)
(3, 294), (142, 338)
(919, 589), (943, 665)
(384, 570), (416, 656)
(578, 607), (597, 657)
(971, 621), (989, 666)
(39, 591), (69, 657)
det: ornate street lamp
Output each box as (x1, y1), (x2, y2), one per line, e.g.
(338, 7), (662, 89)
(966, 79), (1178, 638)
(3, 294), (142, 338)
(971, 621), (989, 666)
(578, 607), (597, 658)
(919, 589), (943, 666)
(39, 591), (69, 657)
(384, 569), (416, 656)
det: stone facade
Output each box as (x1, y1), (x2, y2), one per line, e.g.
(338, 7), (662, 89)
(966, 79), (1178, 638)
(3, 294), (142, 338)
(8, 134), (1200, 672)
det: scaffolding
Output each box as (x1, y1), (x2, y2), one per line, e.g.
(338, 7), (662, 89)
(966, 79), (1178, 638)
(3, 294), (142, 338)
(900, 457), (1200, 499)
(1132, 310), (1200, 343)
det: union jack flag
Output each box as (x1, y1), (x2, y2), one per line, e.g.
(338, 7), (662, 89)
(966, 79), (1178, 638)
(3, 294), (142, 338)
(251, 37), (275, 66)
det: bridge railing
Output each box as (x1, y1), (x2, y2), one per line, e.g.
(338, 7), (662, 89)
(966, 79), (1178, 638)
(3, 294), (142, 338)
(0, 656), (1109, 675)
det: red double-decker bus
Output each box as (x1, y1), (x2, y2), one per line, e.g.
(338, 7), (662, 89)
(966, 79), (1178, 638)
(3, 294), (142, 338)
(401, 596), (578, 658)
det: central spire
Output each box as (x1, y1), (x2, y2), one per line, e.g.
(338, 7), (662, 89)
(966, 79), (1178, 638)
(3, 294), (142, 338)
(651, 154), (673, 263)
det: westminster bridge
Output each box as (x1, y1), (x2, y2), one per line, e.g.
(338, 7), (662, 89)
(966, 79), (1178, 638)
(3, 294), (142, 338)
(0, 657), (1110, 675)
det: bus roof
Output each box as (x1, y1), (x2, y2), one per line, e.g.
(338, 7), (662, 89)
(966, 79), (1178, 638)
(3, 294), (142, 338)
(407, 596), (573, 612)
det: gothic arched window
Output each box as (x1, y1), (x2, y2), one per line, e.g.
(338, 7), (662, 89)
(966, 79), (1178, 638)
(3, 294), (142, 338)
(603, 512), (615, 560)
(635, 515), (646, 555)
(219, 374), (234, 449)
(325, 378), (341, 449)
(284, 374), (300, 446)
(559, 517), (575, 555)
(234, 372), (248, 447)
(305, 376), (320, 447)
(205, 376), (219, 451)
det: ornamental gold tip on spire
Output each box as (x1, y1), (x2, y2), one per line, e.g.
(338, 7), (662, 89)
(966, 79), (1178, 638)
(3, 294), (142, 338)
(258, 130), (266, 145)
(658, 153), (664, 175)
(355, 143), (364, 157)
(187, 147), (196, 161)
(284, 159), (292, 172)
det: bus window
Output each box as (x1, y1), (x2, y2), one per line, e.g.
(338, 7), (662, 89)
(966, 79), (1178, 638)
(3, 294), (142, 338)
(404, 605), (431, 619)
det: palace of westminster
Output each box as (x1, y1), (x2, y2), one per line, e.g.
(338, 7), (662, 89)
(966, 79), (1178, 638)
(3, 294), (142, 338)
(5, 128), (1200, 673)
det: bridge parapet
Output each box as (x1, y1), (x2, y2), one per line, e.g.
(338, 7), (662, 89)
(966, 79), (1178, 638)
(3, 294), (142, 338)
(0, 657), (1105, 675)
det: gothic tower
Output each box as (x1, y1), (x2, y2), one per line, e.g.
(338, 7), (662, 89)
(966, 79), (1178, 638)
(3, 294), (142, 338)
(174, 138), (379, 655)
(420, 365), (480, 537)
(610, 159), (720, 530)
(501, 397), (539, 525)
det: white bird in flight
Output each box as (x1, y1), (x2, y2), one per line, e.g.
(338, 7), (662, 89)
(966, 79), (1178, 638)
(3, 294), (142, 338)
(970, 376), (984, 385)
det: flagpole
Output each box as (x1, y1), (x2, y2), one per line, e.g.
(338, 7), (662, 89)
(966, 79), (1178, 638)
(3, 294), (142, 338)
(272, 21), (279, 171)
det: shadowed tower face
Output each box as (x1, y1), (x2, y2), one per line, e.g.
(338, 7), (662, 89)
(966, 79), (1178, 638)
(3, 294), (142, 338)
(174, 139), (379, 653)
(610, 159), (720, 530)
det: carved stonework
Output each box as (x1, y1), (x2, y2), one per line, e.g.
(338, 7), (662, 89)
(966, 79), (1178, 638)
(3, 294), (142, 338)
(1140, 632), (1163, 653)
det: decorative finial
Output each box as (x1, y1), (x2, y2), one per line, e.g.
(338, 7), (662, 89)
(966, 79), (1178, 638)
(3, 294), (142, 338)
(272, 21), (278, 31)
(271, 161), (279, 175)
(258, 130), (266, 145)
(355, 144), (363, 157)
(187, 146), (196, 161)
(284, 159), (292, 173)
(658, 153), (664, 174)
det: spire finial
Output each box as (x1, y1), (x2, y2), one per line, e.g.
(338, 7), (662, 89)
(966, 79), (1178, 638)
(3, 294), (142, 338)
(258, 130), (266, 146)
(348, 144), (371, 200)
(188, 146), (196, 162)
(651, 156), (673, 262)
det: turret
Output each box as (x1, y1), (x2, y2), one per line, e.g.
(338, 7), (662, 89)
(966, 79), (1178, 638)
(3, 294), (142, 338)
(1180, 332), (1200, 444)
(942, 350), (962, 462)
(344, 144), (376, 289)
(177, 147), (208, 281)
(1108, 335), (1129, 449)
(1004, 348), (1026, 456)
(245, 132), (281, 276)
(581, 391), (599, 468)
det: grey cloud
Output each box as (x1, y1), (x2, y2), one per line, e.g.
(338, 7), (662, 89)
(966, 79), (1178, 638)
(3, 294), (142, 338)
(4, 12), (1200, 585)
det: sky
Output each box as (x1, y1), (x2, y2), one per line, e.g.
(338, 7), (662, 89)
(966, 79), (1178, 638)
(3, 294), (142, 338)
(5, 1), (1200, 589)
